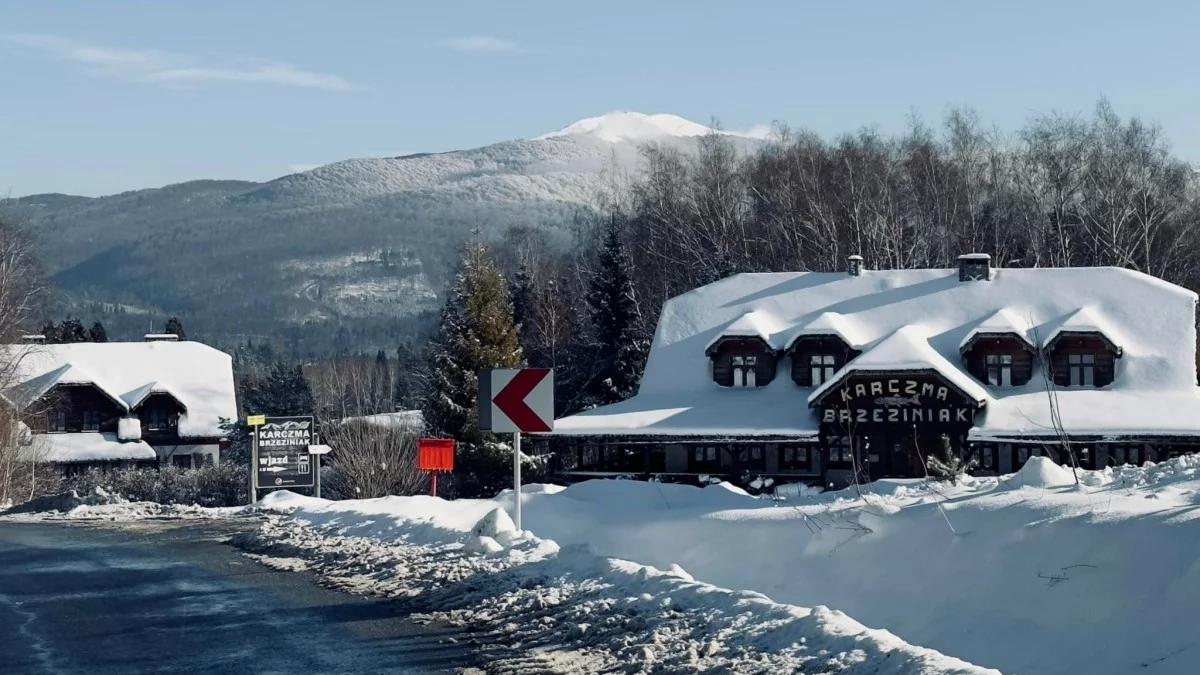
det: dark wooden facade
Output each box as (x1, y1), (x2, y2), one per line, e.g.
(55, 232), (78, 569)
(550, 321), (1193, 489)
(708, 337), (778, 387)
(788, 336), (858, 387)
(23, 384), (125, 434)
(961, 335), (1035, 386)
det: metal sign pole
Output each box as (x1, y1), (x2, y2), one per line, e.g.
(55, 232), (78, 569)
(250, 426), (259, 504)
(513, 431), (522, 530)
(314, 428), (322, 499)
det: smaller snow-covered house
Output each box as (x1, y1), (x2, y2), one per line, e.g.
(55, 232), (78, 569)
(1, 339), (237, 471)
(549, 255), (1200, 487)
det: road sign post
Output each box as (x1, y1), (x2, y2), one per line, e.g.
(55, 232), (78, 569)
(478, 369), (554, 530)
(247, 414), (265, 504)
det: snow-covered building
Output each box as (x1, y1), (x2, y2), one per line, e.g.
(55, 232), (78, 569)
(1, 340), (237, 471)
(550, 255), (1200, 487)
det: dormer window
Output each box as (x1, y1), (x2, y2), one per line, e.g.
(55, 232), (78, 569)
(810, 354), (836, 386)
(986, 354), (1013, 387)
(83, 410), (100, 431)
(732, 355), (758, 387)
(147, 408), (170, 430)
(1068, 353), (1095, 386)
(708, 337), (776, 388)
(48, 410), (67, 432)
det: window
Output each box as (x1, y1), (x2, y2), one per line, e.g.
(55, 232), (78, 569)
(732, 355), (758, 387)
(827, 437), (854, 465)
(691, 446), (720, 472)
(1110, 446), (1141, 467)
(779, 445), (811, 470)
(82, 410), (100, 431)
(1016, 446), (1030, 467)
(48, 410), (67, 432)
(977, 444), (997, 471)
(986, 354), (1013, 387)
(171, 454), (193, 469)
(739, 446), (765, 470)
(147, 408), (170, 430)
(1068, 353), (1095, 386)
(810, 354), (836, 386)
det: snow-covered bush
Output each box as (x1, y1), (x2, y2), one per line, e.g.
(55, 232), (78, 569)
(63, 463), (248, 507)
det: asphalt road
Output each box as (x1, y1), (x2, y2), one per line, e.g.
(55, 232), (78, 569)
(0, 518), (478, 675)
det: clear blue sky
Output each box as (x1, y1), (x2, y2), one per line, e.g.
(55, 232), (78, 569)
(2, 0), (1198, 197)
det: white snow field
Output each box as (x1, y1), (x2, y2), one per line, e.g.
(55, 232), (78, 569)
(249, 490), (993, 674)
(250, 455), (1200, 674)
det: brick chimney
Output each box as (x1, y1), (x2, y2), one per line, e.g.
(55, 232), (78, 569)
(958, 253), (991, 282)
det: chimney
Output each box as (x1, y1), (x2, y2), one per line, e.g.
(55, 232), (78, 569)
(144, 333), (180, 342)
(19, 334), (45, 344)
(958, 253), (992, 282)
(846, 254), (863, 277)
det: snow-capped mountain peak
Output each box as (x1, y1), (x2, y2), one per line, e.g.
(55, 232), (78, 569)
(535, 111), (764, 143)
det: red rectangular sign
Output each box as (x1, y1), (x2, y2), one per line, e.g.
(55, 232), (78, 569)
(417, 438), (455, 472)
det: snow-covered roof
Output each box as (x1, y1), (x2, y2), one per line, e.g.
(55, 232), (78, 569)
(555, 266), (1200, 438)
(808, 325), (990, 407)
(5, 362), (130, 411)
(2, 342), (236, 439)
(958, 308), (1034, 352)
(1040, 306), (1126, 353)
(782, 311), (868, 350)
(704, 310), (789, 353)
(19, 432), (157, 463)
(121, 380), (187, 410)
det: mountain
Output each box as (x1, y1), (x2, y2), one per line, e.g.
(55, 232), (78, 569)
(6, 113), (765, 355)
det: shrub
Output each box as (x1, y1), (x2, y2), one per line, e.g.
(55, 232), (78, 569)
(65, 463), (249, 507)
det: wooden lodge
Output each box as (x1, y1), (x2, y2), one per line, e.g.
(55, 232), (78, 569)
(545, 255), (1200, 489)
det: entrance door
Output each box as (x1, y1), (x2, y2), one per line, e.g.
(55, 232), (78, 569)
(889, 436), (913, 478)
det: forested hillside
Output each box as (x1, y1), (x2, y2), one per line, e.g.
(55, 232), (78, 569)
(7, 114), (761, 355)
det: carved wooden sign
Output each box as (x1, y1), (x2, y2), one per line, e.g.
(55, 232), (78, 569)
(820, 376), (976, 425)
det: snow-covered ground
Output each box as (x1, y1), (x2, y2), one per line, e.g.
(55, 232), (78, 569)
(14, 455), (1200, 673)
(246, 490), (992, 674)
(244, 456), (1200, 674)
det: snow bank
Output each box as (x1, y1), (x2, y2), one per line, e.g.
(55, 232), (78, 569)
(1012, 455), (1076, 487)
(255, 486), (994, 674)
(263, 457), (1200, 674)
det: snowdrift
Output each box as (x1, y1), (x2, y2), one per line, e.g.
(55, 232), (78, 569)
(265, 455), (1200, 674)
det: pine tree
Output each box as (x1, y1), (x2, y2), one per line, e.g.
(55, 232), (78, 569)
(39, 321), (60, 343)
(57, 317), (89, 343)
(88, 322), (108, 343)
(394, 343), (423, 410)
(587, 217), (647, 405)
(164, 316), (187, 340)
(241, 360), (315, 417)
(424, 242), (523, 497)
(509, 262), (535, 354)
(374, 349), (393, 413)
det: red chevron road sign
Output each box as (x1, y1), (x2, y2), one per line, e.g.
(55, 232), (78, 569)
(478, 369), (554, 433)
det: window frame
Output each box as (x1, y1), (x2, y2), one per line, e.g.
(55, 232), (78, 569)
(690, 445), (721, 473)
(1068, 353), (1096, 387)
(739, 445), (766, 471)
(48, 410), (67, 433)
(779, 445), (812, 471)
(809, 354), (836, 386)
(82, 410), (101, 432)
(731, 354), (759, 388)
(146, 407), (170, 431)
(985, 354), (1013, 387)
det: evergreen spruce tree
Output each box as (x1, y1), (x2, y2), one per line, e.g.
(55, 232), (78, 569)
(39, 321), (60, 343)
(587, 217), (647, 406)
(374, 349), (393, 412)
(509, 262), (535, 354)
(57, 317), (89, 343)
(241, 360), (315, 417)
(164, 316), (187, 340)
(424, 242), (523, 497)
(394, 343), (423, 411)
(88, 321), (108, 343)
